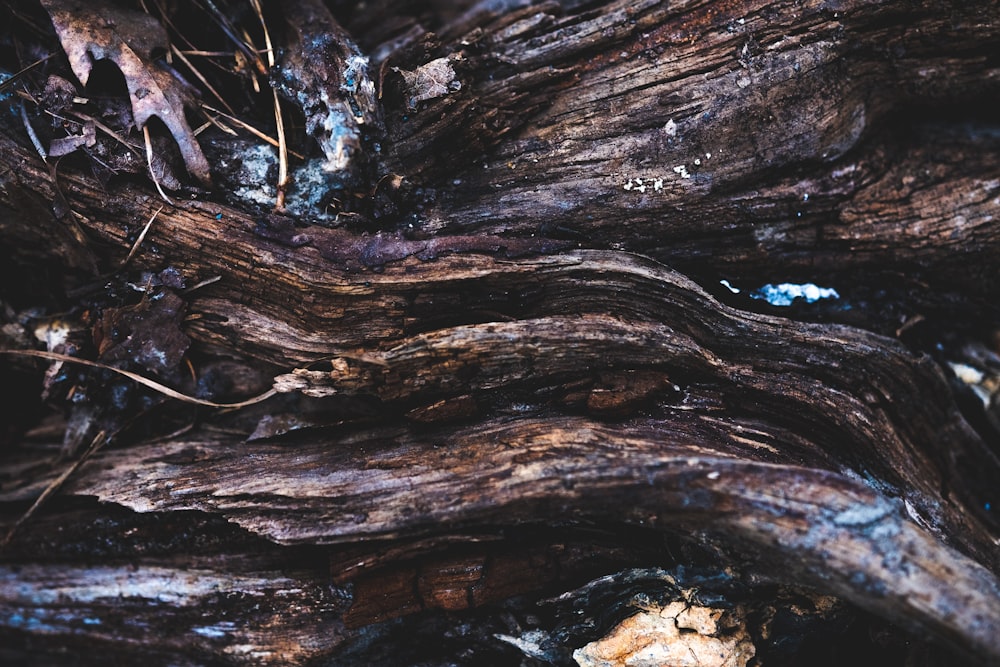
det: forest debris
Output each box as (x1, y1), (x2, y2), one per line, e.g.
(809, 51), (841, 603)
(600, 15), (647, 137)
(573, 602), (755, 667)
(0, 349), (277, 409)
(271, 0), (380, 175)
(394, 56), (462, 109)
(39, 0), (211, 185)
(1, 430), (107, 549)
(47, 118), (95, 157)
(120, 206), (162, 268)
(33, 317), (82, 400)
(39, 74), (77, 113)
(93, 290), (190, 376)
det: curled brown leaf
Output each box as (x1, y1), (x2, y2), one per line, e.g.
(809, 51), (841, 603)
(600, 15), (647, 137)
(40, 0), (212, 186)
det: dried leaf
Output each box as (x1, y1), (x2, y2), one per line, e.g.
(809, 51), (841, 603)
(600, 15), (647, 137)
(93, 290), (190, 376)
(47, 119), (95, 157)
(40, 0), (212, 185)
(394, 56), (462, 110)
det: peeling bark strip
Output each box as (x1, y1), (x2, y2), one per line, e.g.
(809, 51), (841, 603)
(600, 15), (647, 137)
(1, 0), (999, 664)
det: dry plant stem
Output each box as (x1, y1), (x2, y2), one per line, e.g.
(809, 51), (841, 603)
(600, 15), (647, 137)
(0, 53), (56, 94)
(120, 205), (162, 268)
(0, 349), (277, 409)
(19, 102), (47, 162)
(143, 125), (173, 205)
(0, 430), (106, 548)
(272, 88), (288, 210)
(200, 103), (305, 158)
(169, 44), (235, 115)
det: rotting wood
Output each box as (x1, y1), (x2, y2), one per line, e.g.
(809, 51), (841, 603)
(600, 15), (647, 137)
(1, 0), (999, 664)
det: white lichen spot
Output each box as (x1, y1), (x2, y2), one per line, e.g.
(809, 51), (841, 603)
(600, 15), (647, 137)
(947, 362), (994, 408)
(705, 152), (712, 159)
(833, 501), (891, 526)
(623, 177), (648, 193)
(664, 119), (678, 136)
(624, 175), (669, 194)
(720, 279), (740, 294)
(33, 320), (71, 350)
(904, 498), (933, 530)
(694, 157), (701, 166)
(672, 165), (691, 179)
(706, 471), (721, 480)
(232, 144), (280, 206)
(193, 623), (236, 639)
(737, 76), (751, 88)
(495, 630), (552, 661)
(750, 282), (840, 306)
(342, 55), (371, 95)
(949, 362), (984, 386)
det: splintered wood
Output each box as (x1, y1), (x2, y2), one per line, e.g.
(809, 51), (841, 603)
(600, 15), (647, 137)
(573, 602), (755, 667)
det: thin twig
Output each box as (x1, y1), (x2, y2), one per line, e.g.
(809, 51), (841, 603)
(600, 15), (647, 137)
(196, 113), (239, 137)
(1, 430), (107, 549)
(19, 103), (47, 163)
(249, 0), (275, 68)
(170, 44), (236, 115)
(273, 89), (289, 210)
(143, 125), (174, 205)
(0, 349), (277, 409)
(200, 104), (305, 158)
(184, 275), (222, 293)
(121, 206), (163, 268)
(0, 53), (56, 95)
(67, 110), (141, 154)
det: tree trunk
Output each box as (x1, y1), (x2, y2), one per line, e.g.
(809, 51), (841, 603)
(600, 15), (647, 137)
(1, 0), (999, 664)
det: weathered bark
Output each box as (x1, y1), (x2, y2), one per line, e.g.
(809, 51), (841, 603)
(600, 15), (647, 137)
(1, 0), (999, 664)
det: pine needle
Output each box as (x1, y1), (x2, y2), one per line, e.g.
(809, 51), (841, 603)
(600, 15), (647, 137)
(249, 0), (288, 210)
(143, 125), (174, 205)
(0, 53), (56, 94)
(200, 104), (304, 158)
(19, 103), (47, 163)
(1, 430), (107, 549)
(121, 205), (162, 268)
(170, 44), (236, 115)
(184, 275), (222, 293)
(249, 0), (275, 69)
(197, 0), (267, 75)
(273, 89), (289, 210)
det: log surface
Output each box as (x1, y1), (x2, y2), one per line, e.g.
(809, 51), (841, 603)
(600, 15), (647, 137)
(1, 0), (999, 664)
